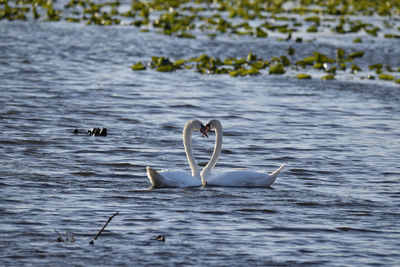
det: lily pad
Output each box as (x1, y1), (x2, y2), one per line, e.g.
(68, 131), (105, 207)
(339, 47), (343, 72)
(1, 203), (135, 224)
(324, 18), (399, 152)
(131, 62), (146, 71)
(351, 64), (362, 73)
(348, 51), (364, 59)
(280, 56), (291, 66)
(288, 46), (295, 56)
(297, 73), (311, 79)
(369, 64), (383, 70)
(321, 74), (335, 80)
(156, 65), (174, 72)
(378, 74), (394, 81)
(255, 27), (267, 38)
(269, 64), (285, 74)
(336, 48), (345, 61)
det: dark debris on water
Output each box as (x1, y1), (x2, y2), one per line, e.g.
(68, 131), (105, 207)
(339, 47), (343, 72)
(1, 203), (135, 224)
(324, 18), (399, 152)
(73, 127), (108, 136)
(155, 235), (166, 242)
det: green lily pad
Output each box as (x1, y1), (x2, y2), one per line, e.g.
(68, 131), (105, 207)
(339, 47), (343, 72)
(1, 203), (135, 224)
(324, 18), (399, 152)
(131, 62), (146, 71)
(307, 25), (318, 32)
(351, 64), (362, 73)
(247, 53), (257, 62)
(242, 68), (260, 76)
(348, 51), (364, 59)
(369, 64), (383, 70)
(313, 52), (335, 64)
(280, 56), (291, 66)
(229, 70), (240, 77)
(297, 73), (311, 79)
(288, 46), (295, 56)
(156, 65), (174, 72)
(336, 48), (345, 61)
(269, 64), (285, 74)
(321, 74), (335, 80)
(251, 61), (266, 69)
(173, 59), (187, 68)
(304, 16), (320, 25)
(255, 27), (267, 38)
(177, 32), (196, 38)
(326, 66), (337, 73)
(384, 34), (400, 38)
(378, 74), (394, 81)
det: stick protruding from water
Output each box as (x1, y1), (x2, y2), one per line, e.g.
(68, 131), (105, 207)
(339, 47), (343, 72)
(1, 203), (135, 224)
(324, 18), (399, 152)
(89, 212), (119, 245)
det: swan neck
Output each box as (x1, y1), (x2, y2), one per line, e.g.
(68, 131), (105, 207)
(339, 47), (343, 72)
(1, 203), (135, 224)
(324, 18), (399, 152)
(202, 121), (222, 180)
(183, 121), (200, 179)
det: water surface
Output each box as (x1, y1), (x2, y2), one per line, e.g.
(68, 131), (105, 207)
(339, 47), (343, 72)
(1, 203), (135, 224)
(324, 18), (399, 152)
(1, 20), (400, 266)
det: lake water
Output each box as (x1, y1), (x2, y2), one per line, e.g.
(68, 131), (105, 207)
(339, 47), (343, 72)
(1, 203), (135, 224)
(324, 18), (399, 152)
(1, 17), (400, 266)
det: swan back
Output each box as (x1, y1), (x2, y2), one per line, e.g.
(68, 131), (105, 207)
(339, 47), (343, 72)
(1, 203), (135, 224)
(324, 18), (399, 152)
(205, 163), (286, 187)
(146, 166), (202, 188)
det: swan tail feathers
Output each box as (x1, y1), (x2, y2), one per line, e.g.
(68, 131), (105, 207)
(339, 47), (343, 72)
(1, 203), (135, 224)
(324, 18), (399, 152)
(266, 163), (286, 187)
(146, 166), (164, 187)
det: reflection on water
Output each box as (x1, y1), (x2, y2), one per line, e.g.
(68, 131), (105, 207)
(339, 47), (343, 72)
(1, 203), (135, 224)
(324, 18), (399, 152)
(0, 21), (400, 266)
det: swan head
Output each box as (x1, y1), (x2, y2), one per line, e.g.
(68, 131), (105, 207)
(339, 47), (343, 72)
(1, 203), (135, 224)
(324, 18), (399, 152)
(203, 119), (221, 134)
(200, 125), (209, 137)
(187, 119), (209, 137)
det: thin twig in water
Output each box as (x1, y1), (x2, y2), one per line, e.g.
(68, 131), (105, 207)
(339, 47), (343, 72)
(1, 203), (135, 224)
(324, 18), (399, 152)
(54, 229), (64, 242)
(89, 212), (119, 245)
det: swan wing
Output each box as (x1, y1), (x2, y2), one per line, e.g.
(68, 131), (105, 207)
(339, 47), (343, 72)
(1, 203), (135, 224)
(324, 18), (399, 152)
(146, 166), (201, 188)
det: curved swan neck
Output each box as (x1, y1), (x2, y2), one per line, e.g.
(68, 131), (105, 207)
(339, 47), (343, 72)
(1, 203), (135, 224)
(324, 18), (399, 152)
(183, 120), (201, 179)
(201, 120), (222, 180)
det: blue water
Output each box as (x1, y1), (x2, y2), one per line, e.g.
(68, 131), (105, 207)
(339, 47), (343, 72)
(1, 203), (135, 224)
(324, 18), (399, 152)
(1, 19), (400, 266)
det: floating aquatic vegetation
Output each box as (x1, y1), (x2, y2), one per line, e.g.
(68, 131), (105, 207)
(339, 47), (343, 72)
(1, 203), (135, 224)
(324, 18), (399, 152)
(384, 34), (400, 38)
(280, 56), (291, 66)
(379, 74), (394, 81)
(131, 46), (399, 84)
(131, 62), (146, 71)
(326, 66), (337, 74)
(348, 51), (364, 60)
(3, 0), (399, 84)
(336, 48), (345, 61)
(2, 0), (398, 39)
(369, 64), (383, 73)
(287, 46), (295, 56)
(297, 73), (312, 79)
(307, 25), (318, 33)
(321, 74), (335, 80)
(351, 64), (362, 74)
(269, 63), (285, 75)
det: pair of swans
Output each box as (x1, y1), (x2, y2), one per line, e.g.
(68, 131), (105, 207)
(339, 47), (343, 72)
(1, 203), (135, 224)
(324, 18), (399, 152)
(146, 119), (286, 188)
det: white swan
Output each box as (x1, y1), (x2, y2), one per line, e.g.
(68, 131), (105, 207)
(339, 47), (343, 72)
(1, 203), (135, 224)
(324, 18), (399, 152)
(146, 120), (207, 187)
(201, 119), (286, 187)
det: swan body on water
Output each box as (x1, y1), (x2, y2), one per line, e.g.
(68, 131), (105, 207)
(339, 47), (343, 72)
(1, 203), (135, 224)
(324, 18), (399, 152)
(201, 119), (286, 187)
(146, 120), (207, 188)
(146, 167), (202, 188)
